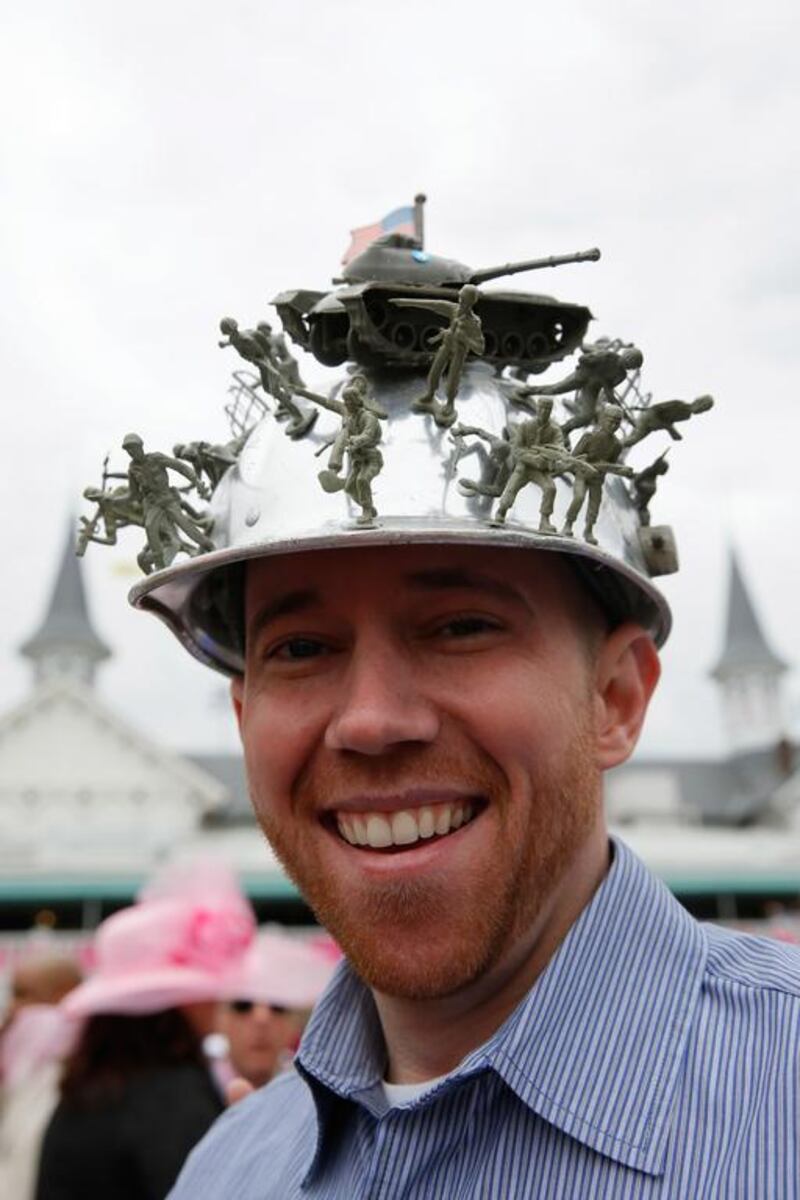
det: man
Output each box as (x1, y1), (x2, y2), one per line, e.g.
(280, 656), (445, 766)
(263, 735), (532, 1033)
(219, 933), (336, 1090)
(112, 274), (799, 1196)
(2, 957), (82, 1026)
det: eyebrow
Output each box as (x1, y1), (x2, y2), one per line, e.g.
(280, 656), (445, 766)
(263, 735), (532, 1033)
(247, 588), (319, 644)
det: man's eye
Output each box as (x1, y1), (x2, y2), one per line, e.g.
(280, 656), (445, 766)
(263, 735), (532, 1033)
(438, 616), (499, 638)
(271, 637), (327, 661)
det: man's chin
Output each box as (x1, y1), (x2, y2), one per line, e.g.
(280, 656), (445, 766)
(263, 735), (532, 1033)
(342, 940), (492, 1001)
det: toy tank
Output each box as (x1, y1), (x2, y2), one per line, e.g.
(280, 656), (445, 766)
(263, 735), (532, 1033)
(272, 234), (600, 373)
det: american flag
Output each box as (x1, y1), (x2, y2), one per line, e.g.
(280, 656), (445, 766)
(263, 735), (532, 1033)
(341, 205), (416, 265)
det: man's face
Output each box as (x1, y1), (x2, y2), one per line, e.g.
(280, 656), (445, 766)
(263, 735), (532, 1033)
(220, 1000), (301, 1088)
(233, 544), (609, 1001)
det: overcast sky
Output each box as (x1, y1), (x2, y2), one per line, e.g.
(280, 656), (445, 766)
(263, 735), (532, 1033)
(2, 0), (798, 759)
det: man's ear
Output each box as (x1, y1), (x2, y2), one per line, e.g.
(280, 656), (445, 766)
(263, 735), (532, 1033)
(230, 676), (244, 733)
(593, 623), (660, 770)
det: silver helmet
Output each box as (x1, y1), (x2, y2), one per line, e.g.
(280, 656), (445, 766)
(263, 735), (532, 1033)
(128, 359), (675, 676)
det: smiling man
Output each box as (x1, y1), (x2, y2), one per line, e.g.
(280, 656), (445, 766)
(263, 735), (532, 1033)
(115, 289), (800, 1197)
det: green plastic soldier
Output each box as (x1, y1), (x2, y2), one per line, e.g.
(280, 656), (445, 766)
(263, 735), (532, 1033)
(624, 395), (714, 448)
(316, 375), (385, 526)
(219, 317), (317, 439)
(562, 406), (633, 544)
(515, 340), (643, 436)
(391, 284), (485, 428)
(110, 434), (215, 573)
(493, 399), (575, 530)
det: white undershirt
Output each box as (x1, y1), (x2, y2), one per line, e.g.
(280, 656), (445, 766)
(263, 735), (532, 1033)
(381, 1073), (448, 1107)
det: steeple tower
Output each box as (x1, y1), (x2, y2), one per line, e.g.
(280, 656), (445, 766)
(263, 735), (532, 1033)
(710, 551), (787, 753)
(20, 521), (111, 688)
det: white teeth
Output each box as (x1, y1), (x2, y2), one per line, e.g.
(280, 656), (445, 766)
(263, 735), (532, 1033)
(335, 800), (479, 850)
(391, 811), (419, 845)
(434, 806), (452, 836)
(337, 815), (358, 846)
(366, 814), (392, 849)
(417, 806), (435, 838)
(352, 814), (368, 846)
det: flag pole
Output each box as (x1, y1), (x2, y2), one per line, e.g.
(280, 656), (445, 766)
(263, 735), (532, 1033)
(414, 193), (426, 248)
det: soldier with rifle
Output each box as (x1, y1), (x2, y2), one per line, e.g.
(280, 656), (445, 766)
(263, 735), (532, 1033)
(562, 405), (633, 544)
(109, 434), (214, 574)
(493, 399), (587, 531)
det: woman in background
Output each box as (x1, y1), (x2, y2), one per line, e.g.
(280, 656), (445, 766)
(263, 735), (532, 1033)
(35, 863), (254, 1200)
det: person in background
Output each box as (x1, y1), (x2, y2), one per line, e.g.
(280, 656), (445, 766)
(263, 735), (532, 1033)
(2, 957), (83, 1029)
(0, 955), (83, 1200)
(34, 863), (255, 1200)
(219, 931), (338, 1090)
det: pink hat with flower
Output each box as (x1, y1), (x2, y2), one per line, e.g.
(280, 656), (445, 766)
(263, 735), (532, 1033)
(221, 930), (340, 1010)
(62, 860), (255, 1018)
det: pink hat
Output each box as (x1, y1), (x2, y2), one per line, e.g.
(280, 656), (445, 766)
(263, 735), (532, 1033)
(221, 930), (340, 1010)
(63, 861), (256, 1018)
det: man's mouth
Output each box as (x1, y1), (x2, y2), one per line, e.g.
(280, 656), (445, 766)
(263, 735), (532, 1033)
(330, 798), (482, 851)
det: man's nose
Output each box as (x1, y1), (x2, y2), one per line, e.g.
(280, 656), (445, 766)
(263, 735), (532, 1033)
(324, 637), (440, 755)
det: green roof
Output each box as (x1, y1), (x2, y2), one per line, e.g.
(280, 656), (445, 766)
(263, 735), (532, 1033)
(0, 873), (301, 903)
(0, 870), (798, 905)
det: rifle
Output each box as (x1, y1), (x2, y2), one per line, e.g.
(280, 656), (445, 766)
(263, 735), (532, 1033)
(76, 455), (110, 556)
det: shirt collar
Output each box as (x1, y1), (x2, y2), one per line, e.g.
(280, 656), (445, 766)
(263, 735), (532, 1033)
(297, 838), (707, 1178)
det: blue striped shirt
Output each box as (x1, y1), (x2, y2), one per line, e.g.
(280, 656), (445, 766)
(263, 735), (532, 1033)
(170, 839), (800, 1197)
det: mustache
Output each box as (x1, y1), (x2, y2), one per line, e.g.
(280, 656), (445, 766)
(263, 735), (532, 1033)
(294, 742), (507, 812)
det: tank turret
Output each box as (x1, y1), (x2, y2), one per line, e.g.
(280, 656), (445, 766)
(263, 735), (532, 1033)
(272, 235), (600, 373)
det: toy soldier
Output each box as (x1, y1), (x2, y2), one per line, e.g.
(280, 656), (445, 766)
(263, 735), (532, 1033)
(219, 317), (317, 438)
(493, 399), (578, 530)
(515, 340), (644, 436)
(173, 433), (248, 494)
(76, 485), (144, 555)
(391, 283), (485, 428)
(624, 394), (714, 447)
(562, 405), (633, 544)
(631, 453), (670, 525)
(316, 374), (384, 526)
(255, 321), (304, 388)
(452, 424), (514, 499)
(110, 433), (214, 573)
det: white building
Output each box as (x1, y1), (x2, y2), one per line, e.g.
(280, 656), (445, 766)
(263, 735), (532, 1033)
(0, 526), (291, 930)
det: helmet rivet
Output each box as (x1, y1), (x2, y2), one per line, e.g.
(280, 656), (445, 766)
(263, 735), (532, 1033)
(245, 507), (261, 527)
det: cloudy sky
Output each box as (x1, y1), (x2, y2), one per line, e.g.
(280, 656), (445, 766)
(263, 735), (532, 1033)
(2, 0), (798, 758)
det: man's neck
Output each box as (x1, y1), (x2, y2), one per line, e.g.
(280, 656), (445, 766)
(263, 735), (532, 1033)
(373, 832), (611, 1085)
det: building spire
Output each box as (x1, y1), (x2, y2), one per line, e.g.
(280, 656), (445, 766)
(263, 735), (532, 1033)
(20, 519), (111, 687)
(710, 550), (787, 754)
(711, 550), (786, 681)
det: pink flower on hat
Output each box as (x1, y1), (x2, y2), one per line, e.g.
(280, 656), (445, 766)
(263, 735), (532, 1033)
(170, 906), (255, 973)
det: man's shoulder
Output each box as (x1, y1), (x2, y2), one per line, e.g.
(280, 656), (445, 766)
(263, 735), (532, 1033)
(168, 1070), (315, 1200)
(703, 921), (800, 1002)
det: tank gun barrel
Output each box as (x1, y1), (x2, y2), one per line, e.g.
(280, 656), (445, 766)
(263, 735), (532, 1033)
(468, 247), (601, 287)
